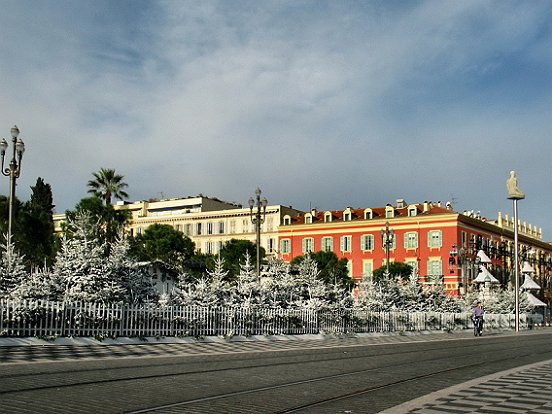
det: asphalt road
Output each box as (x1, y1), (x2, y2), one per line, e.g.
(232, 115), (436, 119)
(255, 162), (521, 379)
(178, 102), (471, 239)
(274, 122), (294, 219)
(1, 331), (551, 413)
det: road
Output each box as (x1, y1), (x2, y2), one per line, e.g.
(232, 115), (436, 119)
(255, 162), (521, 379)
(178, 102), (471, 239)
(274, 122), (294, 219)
(1, 331), (551, 413)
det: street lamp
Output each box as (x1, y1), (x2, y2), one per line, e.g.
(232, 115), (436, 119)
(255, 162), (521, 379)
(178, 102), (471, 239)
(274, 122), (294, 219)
(0, 126), (25, 245)
(380, 221), (395, 275)
(248, 187), (267, 280)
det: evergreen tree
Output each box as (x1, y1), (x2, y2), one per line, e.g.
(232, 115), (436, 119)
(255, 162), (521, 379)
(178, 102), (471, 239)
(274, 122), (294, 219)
(54, 214), (126, 303)
(264, 256), (296, 308)
(64, 198), (130, 253)
(19, 178), (56, 270)
(206, 255), (234, 305)
(108, 237), (157, 304)
(291, 251), (353, 290)
(219, 239), (263, 282)
(235, 252), (262, 305)
(0, 236), (28, 297)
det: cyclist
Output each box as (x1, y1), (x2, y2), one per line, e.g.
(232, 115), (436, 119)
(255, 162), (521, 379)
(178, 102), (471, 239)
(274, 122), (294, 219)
(472, 302), (485, 336)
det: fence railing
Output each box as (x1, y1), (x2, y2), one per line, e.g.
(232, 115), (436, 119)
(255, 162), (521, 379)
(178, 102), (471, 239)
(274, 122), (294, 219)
(0, 299), (543, 339)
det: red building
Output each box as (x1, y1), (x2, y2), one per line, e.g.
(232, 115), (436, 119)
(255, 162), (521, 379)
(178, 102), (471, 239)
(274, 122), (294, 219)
(278, 199), (552, 298)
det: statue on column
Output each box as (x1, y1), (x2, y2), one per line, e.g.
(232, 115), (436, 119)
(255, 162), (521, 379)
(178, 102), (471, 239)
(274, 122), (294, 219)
(507, 170), (525, 200)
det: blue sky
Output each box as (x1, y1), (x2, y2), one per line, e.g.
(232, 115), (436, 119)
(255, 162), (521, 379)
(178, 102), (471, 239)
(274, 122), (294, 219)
(0, 1), (550, 239)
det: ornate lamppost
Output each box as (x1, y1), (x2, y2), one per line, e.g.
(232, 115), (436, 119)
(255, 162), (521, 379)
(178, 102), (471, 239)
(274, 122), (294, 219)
(248, 187), (267, 280)
(506, 170), (525, 332)
(380, 221), (395, 276)
(0, 126), (25, 245)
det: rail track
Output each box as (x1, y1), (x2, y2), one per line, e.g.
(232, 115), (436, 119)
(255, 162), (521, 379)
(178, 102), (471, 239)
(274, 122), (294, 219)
(0, 331), (551, 413)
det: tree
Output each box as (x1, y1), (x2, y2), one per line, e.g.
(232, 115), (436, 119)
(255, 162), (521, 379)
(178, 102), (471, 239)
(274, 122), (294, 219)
(64, 197), (130, 252)
(87, 168), (129, 205)
(19, 178), (56, 269)
(52, 213), (130, 303)
(128, 224), (195, 270)
(372, 262), (413, 283)
(0, 236), (28, 298)
(291, 251), (353, 290)
(219, 239), (264, 281)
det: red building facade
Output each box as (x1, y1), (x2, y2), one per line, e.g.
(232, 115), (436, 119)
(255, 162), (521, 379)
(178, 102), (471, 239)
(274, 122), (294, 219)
(278, 200), (552, 299)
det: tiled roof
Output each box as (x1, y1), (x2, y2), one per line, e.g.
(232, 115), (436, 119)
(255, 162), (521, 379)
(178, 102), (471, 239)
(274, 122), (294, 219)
(290, 202), (454, 224)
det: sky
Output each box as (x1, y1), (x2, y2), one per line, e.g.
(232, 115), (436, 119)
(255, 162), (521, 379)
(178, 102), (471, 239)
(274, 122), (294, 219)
(0, 1), (550, 239)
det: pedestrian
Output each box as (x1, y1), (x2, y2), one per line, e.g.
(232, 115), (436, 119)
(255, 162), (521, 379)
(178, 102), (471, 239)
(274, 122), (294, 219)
(472, 302), (485, 336)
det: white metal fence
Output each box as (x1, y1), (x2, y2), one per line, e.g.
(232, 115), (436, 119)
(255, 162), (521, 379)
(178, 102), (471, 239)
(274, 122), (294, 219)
(0, 299), (542, 339)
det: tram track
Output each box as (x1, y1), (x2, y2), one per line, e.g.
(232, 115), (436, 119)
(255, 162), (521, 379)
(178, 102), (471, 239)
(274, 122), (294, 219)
(1, 332), (551, 413)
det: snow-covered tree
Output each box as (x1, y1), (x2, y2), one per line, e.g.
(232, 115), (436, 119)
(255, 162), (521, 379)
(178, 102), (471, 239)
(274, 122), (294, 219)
(235, 252), (262, 306)
(108, 238), (157, 304)
(0, 237), (28, 298)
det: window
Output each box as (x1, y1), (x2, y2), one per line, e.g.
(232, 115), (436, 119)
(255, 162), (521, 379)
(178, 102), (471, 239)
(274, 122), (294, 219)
(196, 223), (202, 235)
(280, 239), (291, 254)
(242, 219), (249, 233)
(218, 221), (225, 234)
(364, 209), (373, 220)
(184, 224), (192, 235)
(408, 207), (417, 217)
(302, 237), (314, 253)
(324, 212), (332, 223)
(385, 206), (395, 218)
(362, 261), (373, 280)
(305, 215), (312, 224)
(283, 215), (291, 225)
(404, 232), (418, 249)
(340, 235), (352, 252)
(205, 241), (214, 254)
(229, 220), (236, 234)
(343, 208), (353, 221)
(322, 237), (334, 252)
(268, 238), (276, 253)
(405, 259), (418, 275)
(207, 222), (214, 235)
(427, 259), (443, 280)
(428, 230), (442, 248)
(360, 234), (375, 251)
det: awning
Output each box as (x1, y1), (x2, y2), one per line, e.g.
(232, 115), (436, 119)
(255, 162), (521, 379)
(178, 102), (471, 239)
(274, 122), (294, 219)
(521, 274), (541, 291)
(526, 292), (547, 307)
(473, 265), (500, 283)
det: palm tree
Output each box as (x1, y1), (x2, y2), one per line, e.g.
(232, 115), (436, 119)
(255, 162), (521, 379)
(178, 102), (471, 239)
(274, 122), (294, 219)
(87, 168), (129, 205)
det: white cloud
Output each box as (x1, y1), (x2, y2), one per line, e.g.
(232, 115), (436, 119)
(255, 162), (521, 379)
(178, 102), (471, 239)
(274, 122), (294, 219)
(0, 0), (550, 238)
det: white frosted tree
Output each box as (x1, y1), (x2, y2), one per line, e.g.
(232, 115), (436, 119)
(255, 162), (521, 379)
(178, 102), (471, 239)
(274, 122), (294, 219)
(355, 275), (384, 310)
(53, 212), (126, 303)
(0, 237), (29, 298)
(235, 252), (262, 306)
(108, 237), (157, 304)
(295, 256), (328, 310)
(264, 256), (296, 308)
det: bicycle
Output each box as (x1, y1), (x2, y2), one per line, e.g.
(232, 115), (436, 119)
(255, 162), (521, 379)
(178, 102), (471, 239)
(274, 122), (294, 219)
(473, 316), (483, 336)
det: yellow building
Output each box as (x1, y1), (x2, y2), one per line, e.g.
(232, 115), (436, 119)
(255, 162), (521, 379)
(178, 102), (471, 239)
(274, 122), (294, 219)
(55, 195), (303, 257)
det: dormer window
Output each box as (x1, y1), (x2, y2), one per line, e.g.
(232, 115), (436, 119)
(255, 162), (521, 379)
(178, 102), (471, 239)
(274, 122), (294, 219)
(324, 212), (332, 223)
(385, 205), (395, 219)
(283, 215), (291, 225)
(364, 208), (373, 220)
(343, 207), (353, 221)
(408, 205), (418, 217)
(305, 214), (312, 224)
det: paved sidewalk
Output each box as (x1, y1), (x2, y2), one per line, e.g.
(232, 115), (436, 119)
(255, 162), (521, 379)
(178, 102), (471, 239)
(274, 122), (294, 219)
(382, 359), (552, 414)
